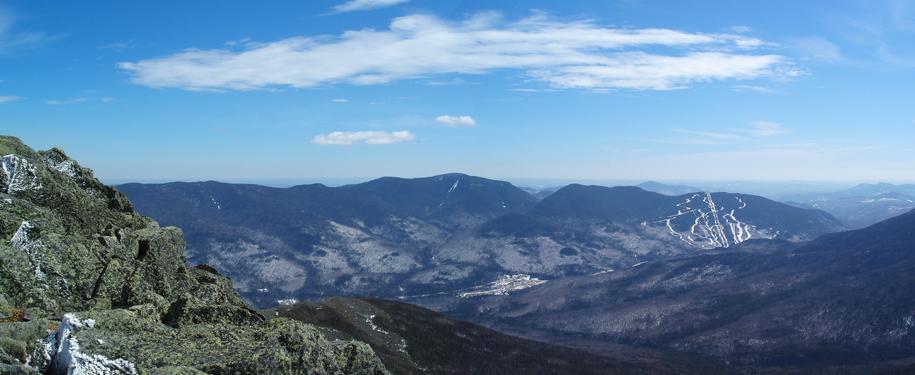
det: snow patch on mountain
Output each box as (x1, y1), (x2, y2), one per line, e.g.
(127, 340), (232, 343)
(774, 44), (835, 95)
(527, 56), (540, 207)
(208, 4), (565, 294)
(209, 196), (221, 210)
(1, 154), (42, 194)
(458, 274), (547, 298)
(43, 156), (78, 178)
(364, 314), (389, 334)
(327, 220), (422, 273)
(11, 221), (47, 280)
(649, 193), (770, 249)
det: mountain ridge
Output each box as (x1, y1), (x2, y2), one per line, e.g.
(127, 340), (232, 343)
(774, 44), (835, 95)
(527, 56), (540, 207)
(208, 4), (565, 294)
(118, 176), (844, 309)
(441, 207), (915, 372)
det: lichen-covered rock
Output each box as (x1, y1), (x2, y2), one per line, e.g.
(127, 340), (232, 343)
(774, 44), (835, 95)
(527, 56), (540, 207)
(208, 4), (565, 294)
(0, 135), (389, 374)
(37, 309), (386, 375)
(332, 341), (390, 375)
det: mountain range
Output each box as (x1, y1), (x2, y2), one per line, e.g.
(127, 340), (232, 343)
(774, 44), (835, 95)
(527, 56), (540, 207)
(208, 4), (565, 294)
(117, 178), (844, 308)
(3, 135), (720, 374)
(6, 134), (915, 373)
(438, 208), (915, 372)
(786, 183), (915, 228)
(635, 181), (703, 196)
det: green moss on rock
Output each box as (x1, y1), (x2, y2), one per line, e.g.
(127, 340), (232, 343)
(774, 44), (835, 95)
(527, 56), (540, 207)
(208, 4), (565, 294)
(0, 136), (390, 374)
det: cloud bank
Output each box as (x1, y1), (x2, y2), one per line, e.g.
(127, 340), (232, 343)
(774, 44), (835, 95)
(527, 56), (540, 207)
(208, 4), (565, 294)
(312, 130), (415, 145)
(119, 12), (796, 92)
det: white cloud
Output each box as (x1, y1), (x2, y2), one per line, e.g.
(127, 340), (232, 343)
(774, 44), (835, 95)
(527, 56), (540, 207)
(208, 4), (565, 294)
(331, 98), (349, 103)
(312, 130), (415, 145)
(0, 95), (22, 103)
(435, 115), (476, 127)
(333, 0), (408, 13)
(118, 12), (793, 92)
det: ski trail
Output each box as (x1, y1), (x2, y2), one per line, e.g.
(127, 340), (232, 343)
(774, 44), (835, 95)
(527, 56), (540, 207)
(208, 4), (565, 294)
(648, 192), (757, 249)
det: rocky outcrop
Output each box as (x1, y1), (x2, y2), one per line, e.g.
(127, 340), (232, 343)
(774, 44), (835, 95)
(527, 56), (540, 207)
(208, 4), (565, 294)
(0, 136), (389, 374)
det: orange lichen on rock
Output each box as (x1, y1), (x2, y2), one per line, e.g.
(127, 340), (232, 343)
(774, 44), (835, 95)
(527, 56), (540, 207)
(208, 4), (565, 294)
(0, 308), (25, 323)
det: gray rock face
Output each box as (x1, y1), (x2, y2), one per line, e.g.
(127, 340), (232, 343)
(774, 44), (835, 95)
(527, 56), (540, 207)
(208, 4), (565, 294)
(0, 135), (389, 374)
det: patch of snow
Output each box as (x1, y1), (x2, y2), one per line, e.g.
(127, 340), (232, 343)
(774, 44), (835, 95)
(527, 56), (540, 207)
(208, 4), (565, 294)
(365, 314), (389, 335)
(44, 313), (137, 375)
(276, 298), (298, 306)
(448, 179), (460, 193)
(458, 274), (547, 298)
(209, 196), (221, 210)
(10, 221), (46, 280)
(2, 154), (42, 194)
(2, 197), (11, 205)
(257, 288), (269, 293)
(591, 268), (615, 276)
(648, 193), (759, 249)
(631, 261), (648, 268)
(43, 156), (79, 178)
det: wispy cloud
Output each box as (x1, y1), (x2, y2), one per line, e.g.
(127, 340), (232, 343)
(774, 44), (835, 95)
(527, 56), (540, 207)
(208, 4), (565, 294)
(331, 98), (349, 103)
(832, 0), (915, 68)
(0, 95), (22, 103)
(45, 96), (116, 105)
(435, 115), (476, 127)
(119, 12), (795, 92)
(0, 7), (53, 54)
(663, 121), (793, 145)
(673, 129), (745, 141)
(98, 40), (135, 51)
(743, 121), (793, 137)
(333, 0), (409, 13)
(46, 98), (88, 105)
(789, 37), (842, 62)
(312, 130), (415, 145)
(511, 88), (557, 93)
(731, 84), (776, 94)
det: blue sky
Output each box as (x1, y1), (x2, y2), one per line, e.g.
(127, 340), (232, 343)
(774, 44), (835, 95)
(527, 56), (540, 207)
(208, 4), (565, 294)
(1, 0), (914, 184)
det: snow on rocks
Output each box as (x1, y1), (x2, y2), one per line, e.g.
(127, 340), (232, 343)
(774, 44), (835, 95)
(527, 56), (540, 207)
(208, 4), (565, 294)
(10, 221), (47, 280)
(43, 155), (79, 178)
(1, 154), (42, 194)
(43, 313), (137, 375)
(277, 298), (299, 306)
(364, 314), (389, 335)
(458, 274), (547, 298)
